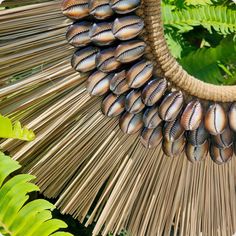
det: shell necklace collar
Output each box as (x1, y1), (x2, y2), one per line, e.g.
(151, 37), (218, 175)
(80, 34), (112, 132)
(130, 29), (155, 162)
(61, 0), (236, 165)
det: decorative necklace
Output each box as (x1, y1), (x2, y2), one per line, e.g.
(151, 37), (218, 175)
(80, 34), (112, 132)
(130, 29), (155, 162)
(1, 1), (236, 236)
(61, 0), (236, 165)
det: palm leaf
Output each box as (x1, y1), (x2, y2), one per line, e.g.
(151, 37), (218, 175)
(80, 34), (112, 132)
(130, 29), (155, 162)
(0, 152), (72, 236)
(0, 114), (35, 141)
(163, 4), (236, 34)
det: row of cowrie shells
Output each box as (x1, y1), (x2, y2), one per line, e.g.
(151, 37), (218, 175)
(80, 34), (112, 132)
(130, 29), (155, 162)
(100, 88), (236, 164)
(69, 19), (145, 74)
(62, 0), (141, 20)
(62, 0), (236, 165)
(66, 16), (144, 48)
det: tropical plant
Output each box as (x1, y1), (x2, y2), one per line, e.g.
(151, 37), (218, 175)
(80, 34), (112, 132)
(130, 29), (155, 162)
(162, 0), (236, 84)
(0, 151), (73, 236)
(0, 114), (35, 141)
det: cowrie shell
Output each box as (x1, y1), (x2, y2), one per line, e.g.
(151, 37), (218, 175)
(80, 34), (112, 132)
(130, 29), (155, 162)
(163, 117), (185, 142)
(213, 126), (233, 149)
(66, 21), (91, 47)
(110, 0), (141, 14)
(102, 93), (125, 117)
(143, 106), (162, 129)
(186, 140), (209, 163)
(126, 60), (153, 89)
(204, 103), (227, 135)
(86, 70), (113, 96)
(71, 46), (99, 72)
(125, 89), (145, 114)
(210, 144), (233, 165)
(142, 78), (167, 106)
(162, 135), (186, 158)
(110, 70), (129, 95)
(96, 47), (121, 72)
(180, 100), (203, 130)
(90, 22), (116, 46)
(62, 0), (89, 20)
(187, 122), (209, 146)
(115, 40), (146, 63)
(229, 102), (236, 132)
(89, 0), (113, 19)
(112, 15), (144, 41)
(159, 91), (184, 122)
(119, 112), (143, 134)
(140, 126), (163, 149)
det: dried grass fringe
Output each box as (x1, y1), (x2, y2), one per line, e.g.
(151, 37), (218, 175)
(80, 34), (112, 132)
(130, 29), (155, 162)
(0, 1), (236, 235)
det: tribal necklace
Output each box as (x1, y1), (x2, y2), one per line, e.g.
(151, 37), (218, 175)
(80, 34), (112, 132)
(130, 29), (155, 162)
(62, 0), (236, 165)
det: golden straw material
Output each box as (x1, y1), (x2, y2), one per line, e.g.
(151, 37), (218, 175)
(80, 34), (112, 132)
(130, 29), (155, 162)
(1, 1), (236, 236)
(140, 0), (236, 102)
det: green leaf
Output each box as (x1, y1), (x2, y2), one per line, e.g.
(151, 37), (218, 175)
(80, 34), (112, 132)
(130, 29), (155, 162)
(0, 152), (20, 186)
(179, 36), (236, 84)
(163, 4), (236, 34)
(185, 0), (213, 5)
(164, 27), (196, 58)
(165, 32), (183, 58)
(0, 114), (35, 141)
(0, 152), (73, 236)
(51, 233), (75, 236)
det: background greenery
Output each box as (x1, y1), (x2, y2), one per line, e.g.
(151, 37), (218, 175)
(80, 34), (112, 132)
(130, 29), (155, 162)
(163, 0), (236, 85)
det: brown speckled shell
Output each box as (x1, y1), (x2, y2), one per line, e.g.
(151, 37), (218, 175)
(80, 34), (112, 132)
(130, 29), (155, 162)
(180, 100), (203, 131)
(186, 140), (209, 163)
(143, 106), (162, 129)
(112, 15), (144, 40)
(140, 125), (163, 149)
(159, 91), (184, 122)
(142, 78), (167, 106)
(110, 70), (130, 95)
(101, 93), (125, 117)
(119, 112), (143, 134)
(210, 144), (233, 165)
(162, 135), (186, 158)
(126, 60), (153, 89)
(204, 103), (227, 135)
(62, 0), (89, 20)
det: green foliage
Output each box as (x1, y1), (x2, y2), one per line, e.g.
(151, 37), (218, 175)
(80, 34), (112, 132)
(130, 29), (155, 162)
(0, 114), (35, 141)
(162, 0), (236, 85)
(185, 0), (213, 5)
(163, 4), (236, 34)
(180, 36), (236, 84)
(0, 151), (73, 236)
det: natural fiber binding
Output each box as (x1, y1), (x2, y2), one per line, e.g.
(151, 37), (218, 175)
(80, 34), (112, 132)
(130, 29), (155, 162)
(140, 0), (236, 102)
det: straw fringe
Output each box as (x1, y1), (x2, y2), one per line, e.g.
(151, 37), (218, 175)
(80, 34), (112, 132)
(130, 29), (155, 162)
(1, 1), (236, 236)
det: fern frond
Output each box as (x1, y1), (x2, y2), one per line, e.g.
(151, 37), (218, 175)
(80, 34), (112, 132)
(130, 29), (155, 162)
(165, 32), (183, 59)
(163, 4), (236, 34)
(0, 114), (35, 141)
(0, 152), (73, 236)
(179, 36), (236, 84)
(185, 0), (213, 5)
(165, 27), (196, 58)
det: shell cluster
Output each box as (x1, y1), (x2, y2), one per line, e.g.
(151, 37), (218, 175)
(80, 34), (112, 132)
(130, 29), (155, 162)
(62, 0), (236, 165)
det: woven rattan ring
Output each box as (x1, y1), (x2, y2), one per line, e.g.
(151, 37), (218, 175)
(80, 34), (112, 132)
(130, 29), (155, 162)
(141, 0), (236, 102)
(61, 0), (236, 165)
